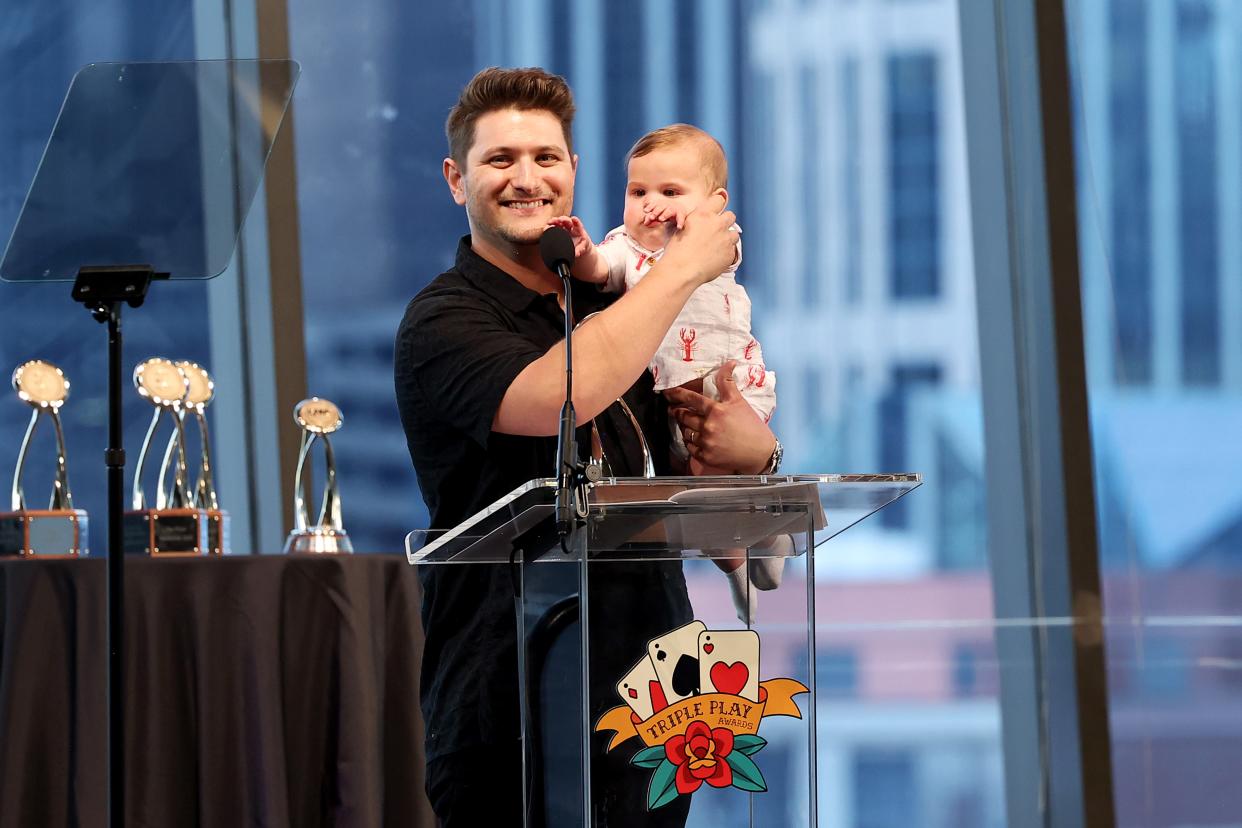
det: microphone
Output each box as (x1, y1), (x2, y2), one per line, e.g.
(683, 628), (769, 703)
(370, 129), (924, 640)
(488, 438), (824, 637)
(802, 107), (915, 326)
(539, 225), (576, 275)
(540, 226), (579, 539)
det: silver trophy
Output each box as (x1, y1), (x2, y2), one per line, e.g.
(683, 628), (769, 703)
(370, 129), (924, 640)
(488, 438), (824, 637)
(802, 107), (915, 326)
(123, 358), (214, 555)
(0, 360), (89, 556)
(154, 361), (229, 553)
(283, 397), (352, 554)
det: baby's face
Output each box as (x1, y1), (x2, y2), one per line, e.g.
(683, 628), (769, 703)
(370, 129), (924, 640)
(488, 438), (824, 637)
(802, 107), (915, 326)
(623, 145), (715, 250)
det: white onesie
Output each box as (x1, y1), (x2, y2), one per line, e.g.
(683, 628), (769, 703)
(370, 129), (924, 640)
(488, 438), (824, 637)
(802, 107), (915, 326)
(596, 224), (776, 459)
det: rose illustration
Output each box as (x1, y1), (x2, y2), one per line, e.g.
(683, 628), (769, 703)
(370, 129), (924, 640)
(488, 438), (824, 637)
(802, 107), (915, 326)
(664, 720), (734, 794)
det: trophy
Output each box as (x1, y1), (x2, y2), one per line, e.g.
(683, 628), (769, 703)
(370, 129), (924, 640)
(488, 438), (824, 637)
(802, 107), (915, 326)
(123, 358), (215, 555)
(283, 397), (352, 554)
(154, 361), (229, 553)
(0, 360), (89, 556)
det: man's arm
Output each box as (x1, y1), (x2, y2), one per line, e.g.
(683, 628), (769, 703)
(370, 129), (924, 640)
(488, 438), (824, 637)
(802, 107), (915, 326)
(494, 199), (737, 436)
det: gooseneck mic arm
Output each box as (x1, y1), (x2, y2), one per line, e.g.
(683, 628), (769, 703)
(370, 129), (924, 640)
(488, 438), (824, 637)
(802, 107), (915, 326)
(540, 227), (581, 539)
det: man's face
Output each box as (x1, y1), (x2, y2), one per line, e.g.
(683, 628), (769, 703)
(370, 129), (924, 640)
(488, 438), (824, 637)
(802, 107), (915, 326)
(444, 108), (577, 250)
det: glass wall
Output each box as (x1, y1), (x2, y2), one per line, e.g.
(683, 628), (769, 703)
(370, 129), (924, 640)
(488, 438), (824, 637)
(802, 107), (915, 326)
(1066, 0), (1242, 823)
(289, 0), (1002, 823)
(0, 0), (215, 554)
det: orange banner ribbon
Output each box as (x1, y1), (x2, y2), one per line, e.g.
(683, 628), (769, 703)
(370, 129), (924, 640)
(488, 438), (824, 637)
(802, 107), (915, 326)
(595, 678), (810, 752)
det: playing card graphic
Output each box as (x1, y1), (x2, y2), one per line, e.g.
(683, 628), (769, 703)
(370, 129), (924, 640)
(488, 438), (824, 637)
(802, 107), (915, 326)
(698, 630), (760, 702)
(647, 620), (706, 703)
(595, 619), (810, 812)
(616, 655), (664, 719)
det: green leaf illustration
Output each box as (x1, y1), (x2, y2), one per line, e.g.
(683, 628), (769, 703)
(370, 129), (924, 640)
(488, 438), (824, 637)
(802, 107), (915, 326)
(726, 751), (768, 793)
(732, 734), (768, 756)
(648, 759), (681, 810)
(631, 745), (667, 769)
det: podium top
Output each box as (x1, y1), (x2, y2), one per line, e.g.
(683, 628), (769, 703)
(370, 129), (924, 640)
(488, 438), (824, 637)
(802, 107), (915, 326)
(1, 59), (299, 283)
(406, 473), (921, 564)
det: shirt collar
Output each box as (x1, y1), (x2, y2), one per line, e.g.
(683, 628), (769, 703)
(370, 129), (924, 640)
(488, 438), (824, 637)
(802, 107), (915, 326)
(454, 235), (548, 314)
(453, 235), (610, 318)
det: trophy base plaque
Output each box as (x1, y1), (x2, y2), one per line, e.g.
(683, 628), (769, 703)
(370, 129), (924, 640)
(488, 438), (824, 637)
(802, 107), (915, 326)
(124, 508), (224, 555)
(0, 509), (89, 557)
(283, 527), (353, 555)
(205, 509), (231, 555)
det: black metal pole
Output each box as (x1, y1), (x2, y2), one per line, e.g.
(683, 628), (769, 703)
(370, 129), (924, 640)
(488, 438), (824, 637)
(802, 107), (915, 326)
(104, 301), (125, 828)
(71, 267), (158, 828)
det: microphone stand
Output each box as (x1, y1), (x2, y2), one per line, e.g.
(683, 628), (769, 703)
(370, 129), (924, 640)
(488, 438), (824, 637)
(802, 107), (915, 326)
(552, 260), (580, 542)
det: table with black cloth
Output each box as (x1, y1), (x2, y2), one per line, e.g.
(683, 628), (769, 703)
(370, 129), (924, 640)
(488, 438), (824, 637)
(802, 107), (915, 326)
(0, 555), (435, 828)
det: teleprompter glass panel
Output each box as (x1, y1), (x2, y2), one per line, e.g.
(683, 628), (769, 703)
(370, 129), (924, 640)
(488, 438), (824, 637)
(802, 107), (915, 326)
(0, 59), (298, 283)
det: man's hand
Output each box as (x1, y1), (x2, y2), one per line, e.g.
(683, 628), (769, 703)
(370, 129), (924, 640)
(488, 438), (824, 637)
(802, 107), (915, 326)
(665, 360), (777, 474)
(660, 195), (737, 287)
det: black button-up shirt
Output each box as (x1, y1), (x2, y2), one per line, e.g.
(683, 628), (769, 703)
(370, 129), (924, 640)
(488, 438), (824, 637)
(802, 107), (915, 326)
(395, 237), (691, 761)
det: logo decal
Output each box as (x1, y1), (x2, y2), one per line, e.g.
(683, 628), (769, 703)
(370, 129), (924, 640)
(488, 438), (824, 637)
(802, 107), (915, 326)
(595, 621), (808, 810)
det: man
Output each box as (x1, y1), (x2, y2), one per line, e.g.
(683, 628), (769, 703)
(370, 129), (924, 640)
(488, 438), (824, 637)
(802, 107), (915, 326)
(395, 67), (778, 826)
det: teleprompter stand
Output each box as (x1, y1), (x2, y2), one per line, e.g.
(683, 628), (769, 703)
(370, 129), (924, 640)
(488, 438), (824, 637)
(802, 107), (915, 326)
(71, 264), (164, 828)
(408, 472), (921, 827)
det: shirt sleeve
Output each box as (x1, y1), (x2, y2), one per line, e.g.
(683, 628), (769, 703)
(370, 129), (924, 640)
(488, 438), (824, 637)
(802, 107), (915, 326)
(596, 231), (629, 293)
(725, 226), (743, 275)
(396, 290), (546, 448)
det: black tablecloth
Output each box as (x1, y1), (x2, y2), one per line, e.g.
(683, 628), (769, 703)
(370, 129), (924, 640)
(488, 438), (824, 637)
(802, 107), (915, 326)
(0, 555), (434, 828)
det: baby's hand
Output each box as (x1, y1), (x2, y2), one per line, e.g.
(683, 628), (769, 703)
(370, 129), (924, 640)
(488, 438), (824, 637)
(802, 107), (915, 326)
(642, 203), (690, 232)
(547, 215), (596, 259)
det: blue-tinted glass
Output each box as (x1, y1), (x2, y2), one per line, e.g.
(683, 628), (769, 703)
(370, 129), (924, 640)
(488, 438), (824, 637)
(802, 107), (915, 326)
(1108, 0), (1153, 384)
(604, 1), (644, 211)
(842, 57), (862, 304)
(290, 2), (478, 551)
(675, 2), (699, 124)
(800, 64), (821, 306)
(743, 68), (776, 306)
(1176, 0), (1219, 385)
(729, 0), (748, 212)
(1069, 0), (1242, 821)
(548, 0), (573, 81)
(816, 648), (858, 697)
(936, 428), (987, 570)
(854, 750), (916, 828)
(887, 53), (940, 299)
(879, 362), (941, 528)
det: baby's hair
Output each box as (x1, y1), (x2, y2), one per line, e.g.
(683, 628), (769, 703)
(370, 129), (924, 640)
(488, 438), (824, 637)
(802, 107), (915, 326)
(625, 124), (728, 191)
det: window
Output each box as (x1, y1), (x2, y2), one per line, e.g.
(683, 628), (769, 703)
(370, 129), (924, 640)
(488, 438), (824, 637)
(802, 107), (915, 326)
(879, 362), (941, 527)
(887, 52), (940, 300)
(854, 749), (917, 828)
(1176, 0), (1219, 385)
(1069, 0), (1242, 819)
(1108, 0), (1153, 384)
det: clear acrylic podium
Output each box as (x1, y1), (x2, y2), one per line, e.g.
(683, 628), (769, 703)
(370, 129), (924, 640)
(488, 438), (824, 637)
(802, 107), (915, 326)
(407, 473), (920, 827)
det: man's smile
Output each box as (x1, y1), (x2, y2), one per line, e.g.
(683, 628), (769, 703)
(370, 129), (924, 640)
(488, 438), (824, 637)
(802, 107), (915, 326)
(500, 197), (553, 211)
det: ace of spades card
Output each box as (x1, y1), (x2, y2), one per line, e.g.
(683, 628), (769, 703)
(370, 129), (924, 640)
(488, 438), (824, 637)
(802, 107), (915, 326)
(698, 629), (760, 702)
(647, 620), (706, 703)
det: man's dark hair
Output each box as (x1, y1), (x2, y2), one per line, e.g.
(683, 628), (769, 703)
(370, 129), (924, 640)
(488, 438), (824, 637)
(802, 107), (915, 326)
(446, 67), (576, 166)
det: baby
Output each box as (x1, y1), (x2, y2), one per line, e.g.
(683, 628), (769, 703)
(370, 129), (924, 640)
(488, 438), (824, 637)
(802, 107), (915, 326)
(550, 123), (781, 621)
